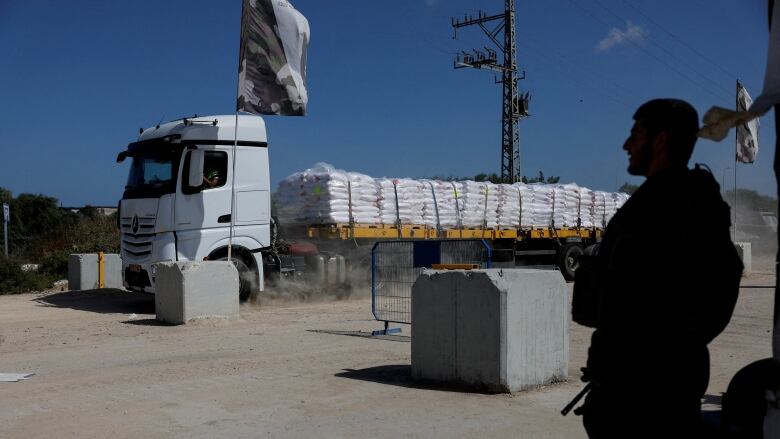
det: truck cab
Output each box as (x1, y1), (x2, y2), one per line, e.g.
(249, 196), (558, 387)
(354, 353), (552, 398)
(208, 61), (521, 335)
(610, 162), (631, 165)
(116, 115), (271, 300)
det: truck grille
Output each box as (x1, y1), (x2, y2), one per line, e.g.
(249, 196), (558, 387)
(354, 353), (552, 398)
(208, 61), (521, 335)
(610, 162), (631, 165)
(120, 215), (156, 262)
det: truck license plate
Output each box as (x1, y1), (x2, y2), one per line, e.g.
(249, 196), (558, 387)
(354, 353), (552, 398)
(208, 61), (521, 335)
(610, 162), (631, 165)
(129, 264), (142, 273)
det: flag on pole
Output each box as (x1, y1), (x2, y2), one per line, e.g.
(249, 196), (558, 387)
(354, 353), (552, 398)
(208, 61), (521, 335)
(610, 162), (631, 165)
(237, 0), (310, 116)
(736, 82), (759, 163)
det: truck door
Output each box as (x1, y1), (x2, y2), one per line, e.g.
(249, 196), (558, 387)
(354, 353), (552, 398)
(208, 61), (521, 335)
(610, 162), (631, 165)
(174, 147), (232, 259)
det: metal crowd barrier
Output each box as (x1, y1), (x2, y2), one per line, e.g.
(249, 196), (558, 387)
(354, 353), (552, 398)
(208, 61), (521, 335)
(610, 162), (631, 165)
(370, 240), (492, 335)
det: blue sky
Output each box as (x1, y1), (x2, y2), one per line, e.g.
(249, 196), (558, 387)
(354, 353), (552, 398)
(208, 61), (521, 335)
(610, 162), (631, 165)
(0, 0), (774, 206)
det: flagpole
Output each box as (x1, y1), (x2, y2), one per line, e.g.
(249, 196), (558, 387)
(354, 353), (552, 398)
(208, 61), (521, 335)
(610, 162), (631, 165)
(229, 112), (238, 262)
(734, 80), (739, 242)
(229, 0), (246, 263)
(734, 163), (737, 241)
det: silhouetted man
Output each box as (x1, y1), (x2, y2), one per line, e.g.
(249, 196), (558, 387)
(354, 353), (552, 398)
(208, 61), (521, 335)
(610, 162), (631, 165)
(578, 99), (742, 437)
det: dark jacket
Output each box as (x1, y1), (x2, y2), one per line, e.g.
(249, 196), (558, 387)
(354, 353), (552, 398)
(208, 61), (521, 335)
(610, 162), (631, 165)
(586, 166), (740, 395)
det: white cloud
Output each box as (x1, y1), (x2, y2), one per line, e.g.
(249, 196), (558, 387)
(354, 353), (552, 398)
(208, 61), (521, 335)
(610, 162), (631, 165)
(595, 21), (647, 52)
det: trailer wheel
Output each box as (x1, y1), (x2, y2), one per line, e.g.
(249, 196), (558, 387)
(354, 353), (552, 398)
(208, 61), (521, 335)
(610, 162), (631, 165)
(558, 243), (584, 281)
(217, 256), (255, 302)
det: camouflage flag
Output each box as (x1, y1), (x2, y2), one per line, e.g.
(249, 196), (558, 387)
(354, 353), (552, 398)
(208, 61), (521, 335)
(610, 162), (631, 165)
(736, 82), (759, 163)
(237, 0), (310, 116)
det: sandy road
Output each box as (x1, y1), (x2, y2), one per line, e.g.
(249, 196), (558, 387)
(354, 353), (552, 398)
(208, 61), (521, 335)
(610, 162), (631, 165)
(0, 267), (774, 439)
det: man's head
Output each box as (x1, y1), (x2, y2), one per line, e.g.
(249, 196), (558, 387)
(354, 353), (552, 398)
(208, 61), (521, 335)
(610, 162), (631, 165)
(623, 99), (699, 177)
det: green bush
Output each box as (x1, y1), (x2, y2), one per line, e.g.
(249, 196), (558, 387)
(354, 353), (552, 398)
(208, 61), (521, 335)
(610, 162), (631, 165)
(0, 187), (120, 293)
(0, 257), (52, 294)
(39, 250), (71, 279)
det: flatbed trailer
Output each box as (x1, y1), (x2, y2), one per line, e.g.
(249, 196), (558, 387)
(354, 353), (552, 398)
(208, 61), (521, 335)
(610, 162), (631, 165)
(300, 223), (604, 280)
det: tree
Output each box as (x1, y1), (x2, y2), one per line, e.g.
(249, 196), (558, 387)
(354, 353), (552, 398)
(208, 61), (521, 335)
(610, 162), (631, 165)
(78, 205), (99, 220)
(521, 171), (561, 184)
(429, 171), (559, 184)
(11, 194), (71, 239)
(0, 190), (121, 292)
(618, 182), (639, 195)
(474, 173), (502, 184)
(0, 187), (11, 204)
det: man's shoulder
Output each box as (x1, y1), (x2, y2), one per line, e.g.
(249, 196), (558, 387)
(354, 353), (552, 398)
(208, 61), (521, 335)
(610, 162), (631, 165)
(678, 166), (731, 227)
(640, 166), (720, 197)
(619, 166), (726, 225)
(682, 166), (725, 205)
(686, 164), (719, 188)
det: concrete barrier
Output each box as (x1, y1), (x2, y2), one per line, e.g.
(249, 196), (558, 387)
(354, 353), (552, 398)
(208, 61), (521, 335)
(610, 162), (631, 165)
(735, 242), (752, 277)
(154, 261), (239, 325)
(67, 253), (123, 290)
(411, 269), (569, 393)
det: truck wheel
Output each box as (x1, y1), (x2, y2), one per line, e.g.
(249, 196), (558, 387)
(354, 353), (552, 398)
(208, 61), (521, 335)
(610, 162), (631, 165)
(558, 243), (584, 282)
(217, 256), (255, 302)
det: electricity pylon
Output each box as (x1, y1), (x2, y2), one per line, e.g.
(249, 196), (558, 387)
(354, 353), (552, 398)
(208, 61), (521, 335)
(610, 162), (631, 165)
(452, 0), (529, 182)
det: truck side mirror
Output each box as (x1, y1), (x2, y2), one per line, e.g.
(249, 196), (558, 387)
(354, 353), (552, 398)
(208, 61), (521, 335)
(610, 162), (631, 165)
(188, 149), (205, 188)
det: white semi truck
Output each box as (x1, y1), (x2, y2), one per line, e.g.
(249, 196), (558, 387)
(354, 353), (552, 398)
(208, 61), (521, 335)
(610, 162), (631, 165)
(117, 114), (352, 301)
(117, 115), (274, 300)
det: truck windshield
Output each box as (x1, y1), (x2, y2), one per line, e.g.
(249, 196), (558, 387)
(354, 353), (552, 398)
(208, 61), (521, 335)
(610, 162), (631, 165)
(126, 155), (174, 190)
(122, 144), (182, 199)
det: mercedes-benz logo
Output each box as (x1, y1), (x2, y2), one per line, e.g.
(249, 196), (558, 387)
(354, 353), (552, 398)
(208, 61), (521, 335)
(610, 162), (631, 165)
(131, 215), (139, 234)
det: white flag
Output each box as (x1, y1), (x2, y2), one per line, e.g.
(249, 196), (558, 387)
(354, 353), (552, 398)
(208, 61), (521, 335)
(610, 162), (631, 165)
(736, 83), (759, 163)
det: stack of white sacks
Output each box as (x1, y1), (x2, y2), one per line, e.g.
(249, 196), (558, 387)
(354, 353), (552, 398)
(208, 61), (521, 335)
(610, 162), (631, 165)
(593, 191), (630, 228)
(276, 163), (630, 228)
(553, 184), (583, 227)
(520, 185), (553, 227)
(275, 163), (380, 224)
(458, 181), (499, 228)
(421, 180), (463, 228)
(377, 178), (425, 225)
(496, 184), (524, 228)
(579, 187), (597, 228)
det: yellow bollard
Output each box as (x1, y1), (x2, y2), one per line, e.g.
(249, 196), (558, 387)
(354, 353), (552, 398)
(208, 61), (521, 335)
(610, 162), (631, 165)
(98, 251), (105, 289)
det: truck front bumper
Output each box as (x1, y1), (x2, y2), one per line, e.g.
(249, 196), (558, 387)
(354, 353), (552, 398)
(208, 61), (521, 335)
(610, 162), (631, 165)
(122, 232), (177, 293)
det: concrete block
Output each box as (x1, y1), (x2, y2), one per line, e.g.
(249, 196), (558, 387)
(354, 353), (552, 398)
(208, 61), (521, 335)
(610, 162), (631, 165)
(735, 242), (752, 277)
(154, 261), (239, 325)
(67, 253), (123, 290)
(411, 269), (569, 393)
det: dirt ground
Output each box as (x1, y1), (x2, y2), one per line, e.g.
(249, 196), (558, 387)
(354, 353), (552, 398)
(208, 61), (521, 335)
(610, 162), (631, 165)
(0, 263), (775, 439)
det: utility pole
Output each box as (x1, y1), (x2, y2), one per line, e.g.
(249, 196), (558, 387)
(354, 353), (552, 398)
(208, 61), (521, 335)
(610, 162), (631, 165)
(452, 0), (529, 182)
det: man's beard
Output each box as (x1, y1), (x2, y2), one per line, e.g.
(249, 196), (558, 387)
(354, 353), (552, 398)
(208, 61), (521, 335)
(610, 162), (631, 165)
(627, 142), (652, 176)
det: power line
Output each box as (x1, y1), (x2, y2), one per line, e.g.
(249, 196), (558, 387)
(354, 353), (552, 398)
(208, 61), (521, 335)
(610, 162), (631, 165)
(590, 0), (733, 99)
(619, 0), (738, 80)
(522, 34), (644, 105)
(371, 5), (461, 56)
(519, 40), (634, 110)
(579, 0), (731, 101)
(563, 0), (731, 104)
(519, 43), (631, 107)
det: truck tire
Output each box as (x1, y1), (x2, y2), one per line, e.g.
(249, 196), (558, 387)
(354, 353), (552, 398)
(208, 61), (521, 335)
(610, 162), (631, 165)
(217, 256), (255, 302)
(558, 243), (584, 282)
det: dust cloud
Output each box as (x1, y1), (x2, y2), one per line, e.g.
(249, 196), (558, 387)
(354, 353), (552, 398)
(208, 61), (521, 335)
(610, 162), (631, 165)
(726, 196), (777, 256)
(246, 244), (374, 307)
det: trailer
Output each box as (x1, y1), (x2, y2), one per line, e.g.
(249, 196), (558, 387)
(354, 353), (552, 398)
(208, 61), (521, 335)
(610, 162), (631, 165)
(294, 222), (604, 281)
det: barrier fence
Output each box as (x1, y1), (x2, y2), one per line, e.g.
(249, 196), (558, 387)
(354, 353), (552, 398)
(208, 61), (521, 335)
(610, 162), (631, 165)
(370, 240), (492, 335)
